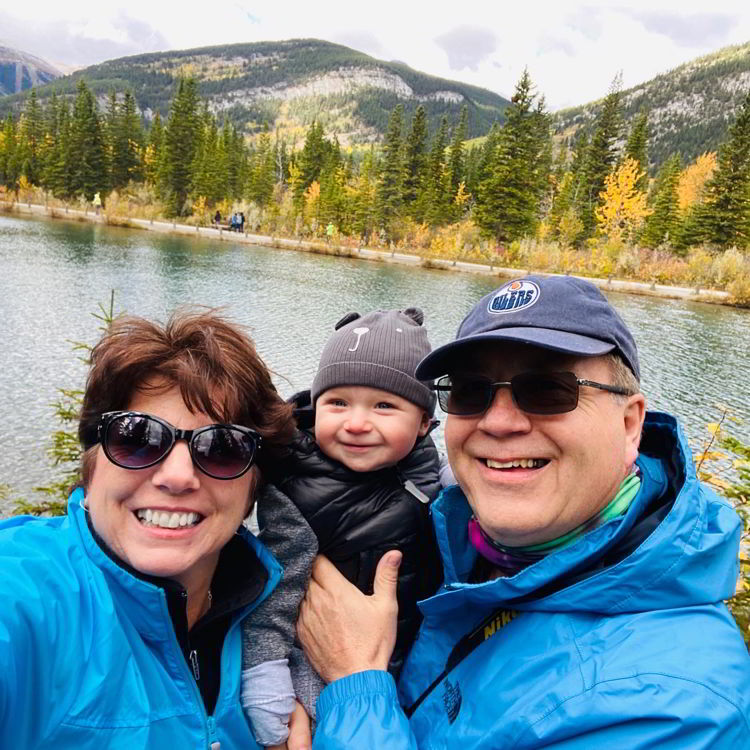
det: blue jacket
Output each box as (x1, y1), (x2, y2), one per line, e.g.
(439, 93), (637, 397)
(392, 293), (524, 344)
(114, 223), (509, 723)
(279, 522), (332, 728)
(314, 413), (750, 748)
(0, 489), (282, 750)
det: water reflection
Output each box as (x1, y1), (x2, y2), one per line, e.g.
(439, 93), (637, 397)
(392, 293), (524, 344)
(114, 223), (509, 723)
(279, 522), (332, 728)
(1, 212), (749, 512)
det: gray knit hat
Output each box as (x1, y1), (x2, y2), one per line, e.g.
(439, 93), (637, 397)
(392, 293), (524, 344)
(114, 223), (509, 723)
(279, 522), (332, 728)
(311, 308), (436, 415)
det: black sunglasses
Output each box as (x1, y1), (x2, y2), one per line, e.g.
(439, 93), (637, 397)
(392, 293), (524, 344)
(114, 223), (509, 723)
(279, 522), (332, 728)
(432, 372), (631, 416)
(97, 411), (262, 480)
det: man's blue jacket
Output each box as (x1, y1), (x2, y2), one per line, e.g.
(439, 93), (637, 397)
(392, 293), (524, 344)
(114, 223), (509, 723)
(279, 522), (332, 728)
(0, 490), (281, 749)
(314, 413), (750, 748)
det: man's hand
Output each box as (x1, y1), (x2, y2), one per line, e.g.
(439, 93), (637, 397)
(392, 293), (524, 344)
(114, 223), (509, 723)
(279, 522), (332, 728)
(297, 551), (401, 683)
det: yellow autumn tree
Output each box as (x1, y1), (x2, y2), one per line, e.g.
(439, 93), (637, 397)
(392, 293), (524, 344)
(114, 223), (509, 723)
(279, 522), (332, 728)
(595, 157), (651, 243)
(304, 180), (321, 229)
(677, 152), (717, 212)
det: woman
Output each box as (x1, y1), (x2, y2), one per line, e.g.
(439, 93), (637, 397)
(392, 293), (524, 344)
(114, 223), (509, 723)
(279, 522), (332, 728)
(0, 310), (309, 749)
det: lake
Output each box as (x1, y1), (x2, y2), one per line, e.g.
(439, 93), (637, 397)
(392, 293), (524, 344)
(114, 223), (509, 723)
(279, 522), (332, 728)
(1, 213), (749, 514)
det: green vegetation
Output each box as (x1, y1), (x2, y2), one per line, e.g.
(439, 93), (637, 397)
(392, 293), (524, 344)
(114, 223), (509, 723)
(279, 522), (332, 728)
(698, 412), (750, 645)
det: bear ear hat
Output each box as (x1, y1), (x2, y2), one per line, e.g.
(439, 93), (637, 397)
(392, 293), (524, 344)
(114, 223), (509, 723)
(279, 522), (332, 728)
(334, 312), (361, 330)
(402, 307), (424, 326)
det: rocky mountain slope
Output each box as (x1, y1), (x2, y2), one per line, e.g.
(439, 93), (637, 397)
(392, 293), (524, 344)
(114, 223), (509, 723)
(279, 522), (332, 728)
(0, 45), (60, 96)
(0, 39), (509, 143)
(554, 41), (750, 170)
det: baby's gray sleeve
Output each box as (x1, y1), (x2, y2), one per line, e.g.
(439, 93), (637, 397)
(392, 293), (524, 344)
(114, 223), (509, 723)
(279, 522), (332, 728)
(242, 484), (319, 669)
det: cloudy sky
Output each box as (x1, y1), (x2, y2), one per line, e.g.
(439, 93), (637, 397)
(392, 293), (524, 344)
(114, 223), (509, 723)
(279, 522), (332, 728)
(3, 0), (750, 110)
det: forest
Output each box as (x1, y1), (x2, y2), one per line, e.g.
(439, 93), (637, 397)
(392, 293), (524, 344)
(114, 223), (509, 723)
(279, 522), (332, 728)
(1, 70), (750, 302)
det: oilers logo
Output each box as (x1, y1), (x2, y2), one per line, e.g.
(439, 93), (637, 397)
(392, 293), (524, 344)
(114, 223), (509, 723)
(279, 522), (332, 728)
(488, 279), (540, 314)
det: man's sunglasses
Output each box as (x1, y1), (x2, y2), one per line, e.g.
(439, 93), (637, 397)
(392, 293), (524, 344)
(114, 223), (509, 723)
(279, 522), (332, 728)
(432, 372), (631, 416)
(97, 411), (262, 480)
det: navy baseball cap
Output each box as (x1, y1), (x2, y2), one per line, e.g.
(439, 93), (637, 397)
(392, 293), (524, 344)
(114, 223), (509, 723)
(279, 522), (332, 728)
(416, 275), (640, 381)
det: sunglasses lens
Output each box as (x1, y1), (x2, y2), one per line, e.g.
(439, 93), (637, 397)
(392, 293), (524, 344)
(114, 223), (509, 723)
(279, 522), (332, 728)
(106, 414), (172, 468)
(192, 427), (257, 479)
(438, 377), (493, 415)
(513, 372), (578, 414)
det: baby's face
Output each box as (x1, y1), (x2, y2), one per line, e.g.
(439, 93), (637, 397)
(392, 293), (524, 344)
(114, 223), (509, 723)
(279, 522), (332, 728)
(315, 385), (430, 472)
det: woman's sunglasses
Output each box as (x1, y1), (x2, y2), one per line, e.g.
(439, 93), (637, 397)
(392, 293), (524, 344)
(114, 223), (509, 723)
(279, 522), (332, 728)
(432, 372), (631, 416)
(97, 411), (262, 480)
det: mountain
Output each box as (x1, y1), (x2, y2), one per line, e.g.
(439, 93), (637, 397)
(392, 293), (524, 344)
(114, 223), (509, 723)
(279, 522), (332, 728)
(0, 45), (60, 95)
(0, 39), (510, 143)
(553, 41), (750, 171)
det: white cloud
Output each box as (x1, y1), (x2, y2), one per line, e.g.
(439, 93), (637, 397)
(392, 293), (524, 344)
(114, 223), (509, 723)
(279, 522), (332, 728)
(4, 0), (750, 109)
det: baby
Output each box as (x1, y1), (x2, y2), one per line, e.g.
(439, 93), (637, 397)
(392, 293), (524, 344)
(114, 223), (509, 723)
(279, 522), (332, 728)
(241, 308), (443, 747)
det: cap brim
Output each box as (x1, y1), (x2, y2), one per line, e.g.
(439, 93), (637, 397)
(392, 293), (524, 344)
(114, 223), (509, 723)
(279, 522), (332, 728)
(415, 327), (615, 380)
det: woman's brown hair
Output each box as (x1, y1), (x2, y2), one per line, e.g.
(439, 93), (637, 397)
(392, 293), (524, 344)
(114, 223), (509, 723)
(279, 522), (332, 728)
(79, 310), (295, 486)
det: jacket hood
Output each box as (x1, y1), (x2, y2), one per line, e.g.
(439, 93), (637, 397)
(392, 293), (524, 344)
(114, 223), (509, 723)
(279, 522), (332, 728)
(424, 411), (741, 617)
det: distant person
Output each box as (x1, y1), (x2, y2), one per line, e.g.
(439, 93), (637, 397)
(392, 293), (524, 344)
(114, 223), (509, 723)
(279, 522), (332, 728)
(92, 192), (102, 216)
(240, 308), (443, 747)
(214, 209), (221, 228)
(240, 212), (245, 233)
(325, 222), (334, 243)
(300, 276), (750, 748)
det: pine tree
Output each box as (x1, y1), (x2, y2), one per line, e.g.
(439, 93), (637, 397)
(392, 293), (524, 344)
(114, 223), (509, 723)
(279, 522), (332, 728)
(697, 90), (750, 249)
(448, 107), (468, 195)
(17, 90), (43, 185)
(577, 74), (623, 237)
(144, 112), (164, 188)
(624, 110), (649, 192)
(0, 114), (20, 193)
(297, 120), (329, 201)
(46, 101), (72, 198)
(376, 104), (405, 235)
(403, 105), (427, 212)
(474, 69), (550, 242)
(162, 77), (201, 215)
(641, 153), (681, 248)
(349, 146), (377, 240)
(68, 80), (109, 201)
(419, 115), (449, 225)
(249, 122), (275, 208)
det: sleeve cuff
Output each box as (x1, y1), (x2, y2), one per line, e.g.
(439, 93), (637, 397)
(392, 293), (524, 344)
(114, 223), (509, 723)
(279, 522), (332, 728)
(316, 670), (397, 717)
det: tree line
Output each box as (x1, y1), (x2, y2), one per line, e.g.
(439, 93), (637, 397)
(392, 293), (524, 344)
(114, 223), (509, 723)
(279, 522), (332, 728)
(2, 73), (750, 251)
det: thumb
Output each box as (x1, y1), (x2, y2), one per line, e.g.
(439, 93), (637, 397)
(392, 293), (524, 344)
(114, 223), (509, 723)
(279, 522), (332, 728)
(373, 550), (402, 601)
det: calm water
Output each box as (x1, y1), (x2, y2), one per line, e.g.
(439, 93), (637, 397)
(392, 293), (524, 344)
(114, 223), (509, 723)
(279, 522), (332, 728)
(2, 213), (749, 513)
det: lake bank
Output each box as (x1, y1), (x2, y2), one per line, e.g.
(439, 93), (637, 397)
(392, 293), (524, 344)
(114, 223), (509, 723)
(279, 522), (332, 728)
(1, 199), (734, 307)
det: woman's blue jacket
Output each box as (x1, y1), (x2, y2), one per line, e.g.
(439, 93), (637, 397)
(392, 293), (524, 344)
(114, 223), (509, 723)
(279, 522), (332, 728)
(313, 412), (750, 748)
(0, 488), (281, 749)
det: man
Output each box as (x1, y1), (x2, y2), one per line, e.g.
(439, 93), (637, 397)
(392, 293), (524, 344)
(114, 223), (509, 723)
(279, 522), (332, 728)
(298, 275), (750, 748)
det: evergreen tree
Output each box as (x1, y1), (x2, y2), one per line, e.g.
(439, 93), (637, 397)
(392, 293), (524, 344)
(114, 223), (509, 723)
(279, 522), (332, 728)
(249, 122), (275, 208)
(641, 153), (681, 248)
(420, 115), (449, 225)
(403, 105), (427, 211)
(446, 105), (468, 221)
(17, 90), (43, 185)
(0, 114), (20, 193)
(297, 120), (329, 202)
(697, 90), (750, 249)
(162, 77), (201, 215)
(191, 111), (223, 203)
(349, 146), (377, 240)
(46, 101), (72, 198)
(624, 110), (649, 192)
(376, 104), (405, 235)
(144, 112), (164, 187)
(68, 80), (109, 201)
(577, 74), (623, 236)
(474, 69), (550, 242)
